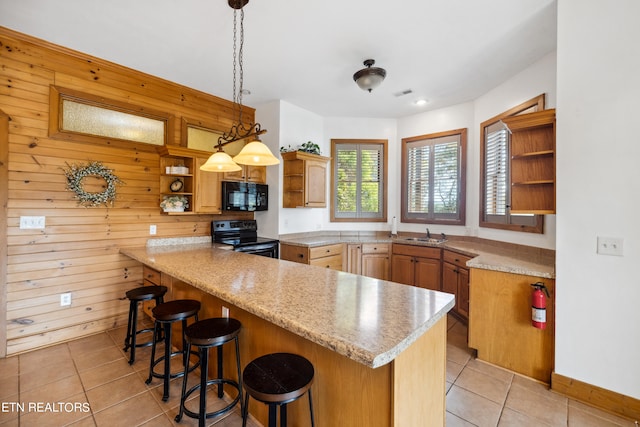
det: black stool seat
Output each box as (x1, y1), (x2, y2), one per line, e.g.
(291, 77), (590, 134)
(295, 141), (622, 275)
(176, 318), (243, 427)
(146, 299), (201, 401)
(126, 285), (167, 302)
(242, 353), (315, 427)
(153, 299), (200, 322)
(123, 285), (167, 364)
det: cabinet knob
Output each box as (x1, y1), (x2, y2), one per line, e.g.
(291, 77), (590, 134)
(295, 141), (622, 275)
(298, 254), (304, 258)
(454, 258), (460, 262)
(326, 249), (330, 253)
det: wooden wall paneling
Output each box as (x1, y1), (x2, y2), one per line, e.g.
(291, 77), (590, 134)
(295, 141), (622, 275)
(1, 109), (9, 357)
(0, 26), (257, 355)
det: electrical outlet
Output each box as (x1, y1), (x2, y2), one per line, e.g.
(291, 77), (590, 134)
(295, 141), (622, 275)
(60, 293), (72, 306)
(20, 216), (45, 229)
(597, 236), (624, 256)
(221, 306), (229, 318)
(149, 224), (157, 235)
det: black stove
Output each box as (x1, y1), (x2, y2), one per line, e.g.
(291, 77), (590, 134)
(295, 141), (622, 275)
(212, 220), (279, 258)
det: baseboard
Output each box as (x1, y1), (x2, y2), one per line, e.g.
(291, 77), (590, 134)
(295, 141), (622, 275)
(551, 372), (640, 421)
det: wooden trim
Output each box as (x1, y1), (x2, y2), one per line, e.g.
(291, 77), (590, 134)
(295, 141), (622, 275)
(551, 372), (640, 421)
(0, 109), (8, 358)
(330, 139), (388, 223)
(479, 94), (545, 233)
(400, 128), (467, 225)
(49, 85), (175, 151)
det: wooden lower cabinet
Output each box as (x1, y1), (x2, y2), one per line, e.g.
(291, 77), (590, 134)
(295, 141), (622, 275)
(361, 243), (390, 280)
(391, 244), (441, 291)
(468, 268), (555, 383)
(442, 250), (472, 322)
(281, 243), (344, 271)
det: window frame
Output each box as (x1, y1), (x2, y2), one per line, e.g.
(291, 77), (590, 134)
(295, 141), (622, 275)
(479, 94), (545, 233)
(401, 128), (467, 226)
(330, 139), (388, 223)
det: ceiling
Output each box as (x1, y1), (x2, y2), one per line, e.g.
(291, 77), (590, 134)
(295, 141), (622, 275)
(0, 0), (557, 119)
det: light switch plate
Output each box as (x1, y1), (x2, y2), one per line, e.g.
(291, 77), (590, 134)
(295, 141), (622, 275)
(597, 236), (624, 256)
(20, 216), (46, 229)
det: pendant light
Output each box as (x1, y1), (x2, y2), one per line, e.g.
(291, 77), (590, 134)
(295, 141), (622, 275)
(200, 0), (279, 172)
(353, 59), (387, 93)
(199, 145), (242, 172)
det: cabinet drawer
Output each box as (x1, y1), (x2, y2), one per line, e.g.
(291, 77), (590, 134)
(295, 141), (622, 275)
(280, 244), (309, 264)
(362, 243), (389, 254)
(143, 266), (161, 285)
(443, 250), (472, 269)
(392, 243), (441, 260)
(309, 243), (343, 259)
(310, 254), (343, 270)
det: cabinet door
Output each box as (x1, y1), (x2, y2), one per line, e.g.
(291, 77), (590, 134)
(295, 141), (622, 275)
(362, 253), (390, 281)
(246, 166), (266, 184)
(442, 262), (458, 298)
(457, 268), (470, 319)
(194, 157), (221, 214)
(347, 244), (362, 275)
(391, 254), (415, 285)
(222, 167), (245, 182)
(304, 158), (327, 207)
(414, 257), (441, 291)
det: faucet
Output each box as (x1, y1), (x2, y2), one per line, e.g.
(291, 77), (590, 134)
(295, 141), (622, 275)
(426, 228), (431, 239)
(441, 232), (447, 241)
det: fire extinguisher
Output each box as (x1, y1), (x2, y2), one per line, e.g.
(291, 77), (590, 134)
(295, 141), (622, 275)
(531, 282), (550, 329)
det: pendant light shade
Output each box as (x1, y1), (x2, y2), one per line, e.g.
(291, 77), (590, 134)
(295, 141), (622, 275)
(353, 59), (387, 92)
(233, 137), (280, 166)
(200, 149), (242, 172)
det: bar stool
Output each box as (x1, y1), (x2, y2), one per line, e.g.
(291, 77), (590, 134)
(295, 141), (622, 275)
(242, 353), (315, 427)
(123, 285), (167, 364)
(146, 299), (201, 401)
(175, 317), (243, 427)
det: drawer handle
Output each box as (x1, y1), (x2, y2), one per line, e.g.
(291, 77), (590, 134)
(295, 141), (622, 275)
(455, 258), (460, 262)
(326, 249), (331, 253)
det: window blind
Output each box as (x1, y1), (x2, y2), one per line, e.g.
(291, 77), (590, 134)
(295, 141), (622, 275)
(485, 126), (508, 216)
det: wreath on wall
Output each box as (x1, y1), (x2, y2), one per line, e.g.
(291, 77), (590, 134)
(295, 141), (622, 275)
(62, 161), (125, 207)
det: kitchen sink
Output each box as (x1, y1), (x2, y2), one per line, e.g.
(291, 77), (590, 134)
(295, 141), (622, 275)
(402, 237), (447, 244)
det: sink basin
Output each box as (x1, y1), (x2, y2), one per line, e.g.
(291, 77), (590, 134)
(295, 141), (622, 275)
(402, 237), (447, 244)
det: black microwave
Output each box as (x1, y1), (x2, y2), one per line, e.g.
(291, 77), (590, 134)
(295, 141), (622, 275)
(222, 181), (268, 211)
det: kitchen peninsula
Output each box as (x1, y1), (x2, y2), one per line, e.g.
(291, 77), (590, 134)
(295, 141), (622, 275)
(121, 243), (454, 426)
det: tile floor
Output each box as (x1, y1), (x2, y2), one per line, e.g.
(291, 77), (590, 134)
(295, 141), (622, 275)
(0, 315), (636, 426)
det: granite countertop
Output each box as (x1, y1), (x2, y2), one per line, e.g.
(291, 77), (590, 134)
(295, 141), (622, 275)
(280, 234), (555, 279)
(120, 244), (454, 369)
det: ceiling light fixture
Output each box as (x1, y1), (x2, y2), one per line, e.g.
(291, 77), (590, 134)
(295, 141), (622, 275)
(353, 59), (387, 93)
(200, 0), (279, 172)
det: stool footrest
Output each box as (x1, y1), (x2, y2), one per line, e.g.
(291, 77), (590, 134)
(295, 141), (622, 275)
(146, 351), (200, 382)
(176, 379), (241, 422)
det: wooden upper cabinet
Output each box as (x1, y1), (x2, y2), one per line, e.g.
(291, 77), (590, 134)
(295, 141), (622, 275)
(281, 151), (330, 208)
(502, 109), (556, 214)
(223, 165), (266, 184)
(195, 157), (221, 214)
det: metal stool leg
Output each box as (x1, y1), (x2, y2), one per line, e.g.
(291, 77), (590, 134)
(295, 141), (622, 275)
(123, 299), (134, 352)
(308, 389), (315, 427)
(128, 300), (139, 364)
(146, 321), (160, 385)
(198, 346), (208, 427)
(242, 390), (250, 427)
(280, 403), (287, 427)
(217, 345), (224, 398)
(268, 404), (277, 427)
(162, 321), (172, 401)
(175, 340), (192, 423)
(235, 337), (244, 418)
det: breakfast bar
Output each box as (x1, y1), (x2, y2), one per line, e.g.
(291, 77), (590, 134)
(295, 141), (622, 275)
(121, 243), (454, 426)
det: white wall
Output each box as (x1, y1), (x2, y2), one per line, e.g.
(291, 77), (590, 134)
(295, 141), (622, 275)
(275, 101), (325, 234)
(254, 101), (281, 239)
(555, 0), (640, 399)
(473, 51), (557, 249)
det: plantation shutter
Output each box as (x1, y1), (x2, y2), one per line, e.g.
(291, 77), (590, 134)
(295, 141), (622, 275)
(405, 133), (461, 221)
(485, 122), (508, 219)
(334, 143), (384, 219)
